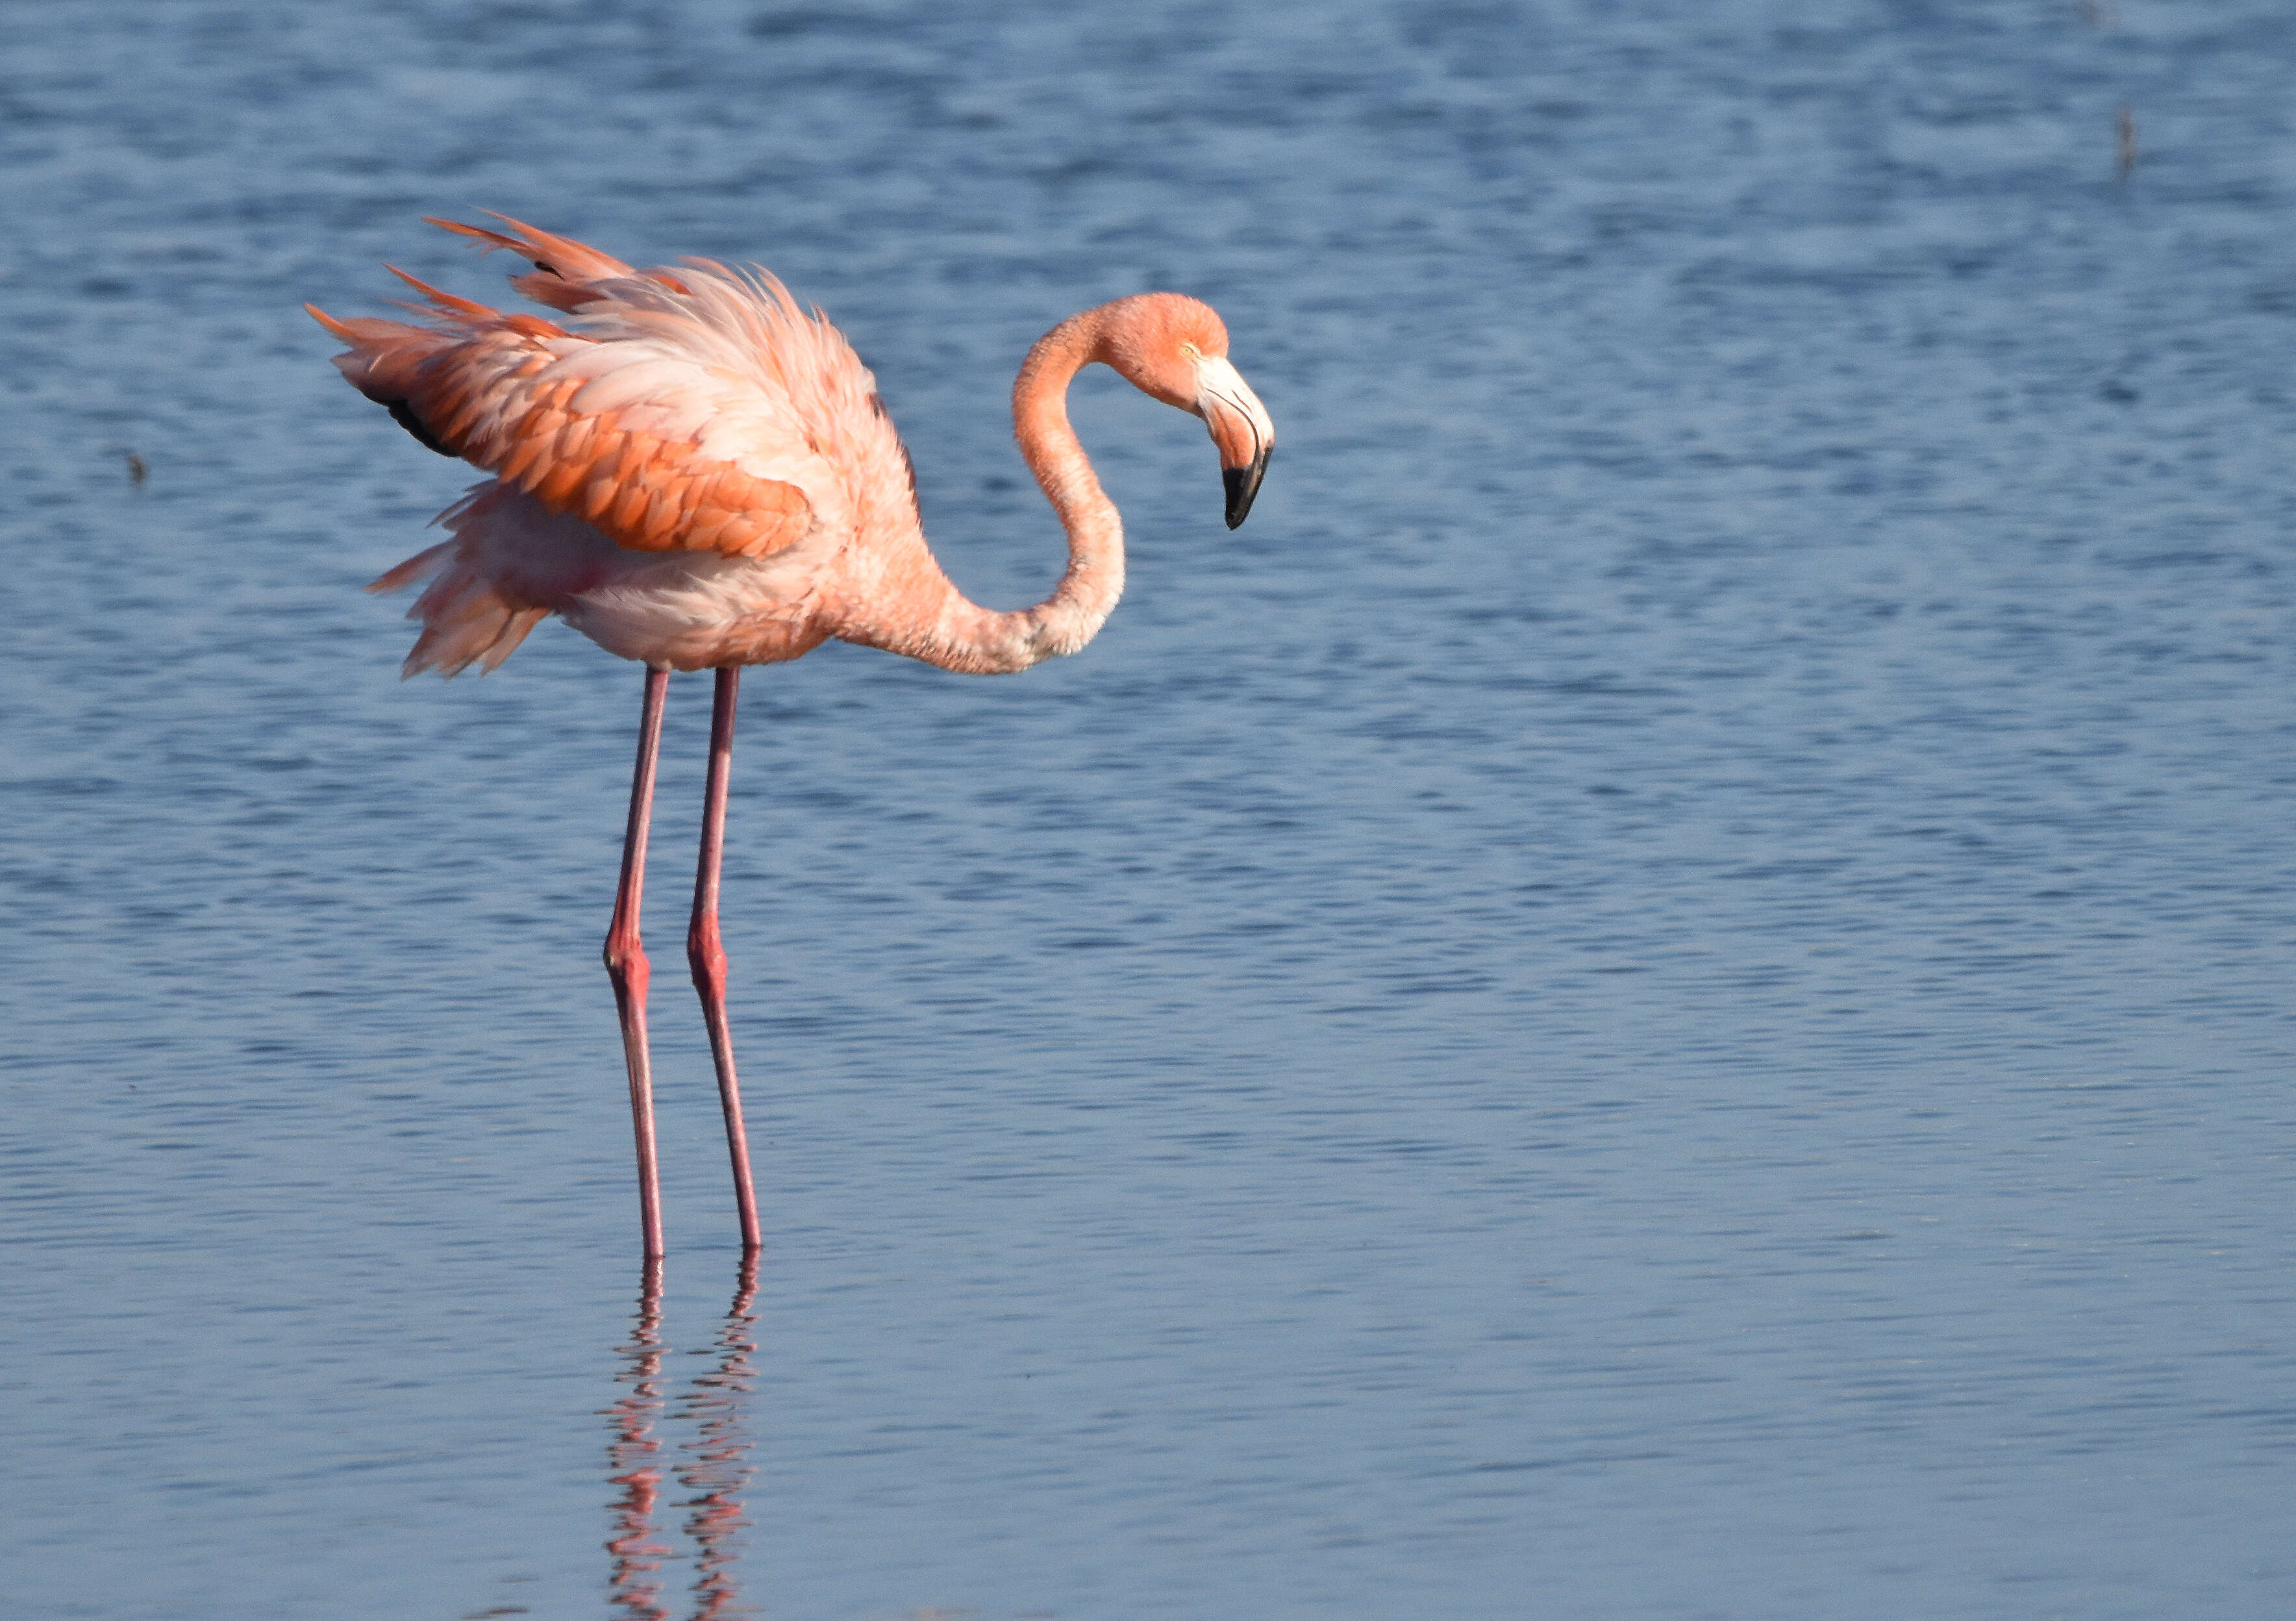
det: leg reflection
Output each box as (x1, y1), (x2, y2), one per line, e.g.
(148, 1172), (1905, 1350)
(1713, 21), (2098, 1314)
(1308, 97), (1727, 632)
(606, 1259), (671, 1621)
(678, 1255), (762, 1621)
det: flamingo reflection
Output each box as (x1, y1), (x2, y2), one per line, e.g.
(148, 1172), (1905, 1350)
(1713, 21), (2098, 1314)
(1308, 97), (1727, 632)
(606, 1261), (673, 1621)
(605, 1260), (762, 1621)
(677, 1259), (760, 1620)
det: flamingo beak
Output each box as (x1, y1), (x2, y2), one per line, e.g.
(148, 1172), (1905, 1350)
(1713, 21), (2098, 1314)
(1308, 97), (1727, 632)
(1196, 357), (1274, 529)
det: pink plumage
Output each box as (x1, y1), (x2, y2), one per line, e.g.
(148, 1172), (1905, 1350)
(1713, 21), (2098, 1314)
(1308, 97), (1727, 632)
(311, 216), (1275, 1257)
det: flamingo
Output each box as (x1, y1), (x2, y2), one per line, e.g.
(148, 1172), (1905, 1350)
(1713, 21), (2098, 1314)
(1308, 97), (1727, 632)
(308, 216), (1275, 1261)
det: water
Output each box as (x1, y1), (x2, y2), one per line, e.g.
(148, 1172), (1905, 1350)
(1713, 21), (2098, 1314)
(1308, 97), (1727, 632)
(5, 1), (2294, 1616)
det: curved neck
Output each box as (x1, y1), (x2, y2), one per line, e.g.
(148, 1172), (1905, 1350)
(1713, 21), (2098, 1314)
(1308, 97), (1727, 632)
(1010, 309), (1127, 658)
(866, 310), (1124, 675)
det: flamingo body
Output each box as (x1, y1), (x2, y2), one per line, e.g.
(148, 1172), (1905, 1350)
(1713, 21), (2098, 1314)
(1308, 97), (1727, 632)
(311, 216), (1273, 678)
(310, 218), (1274, 1257)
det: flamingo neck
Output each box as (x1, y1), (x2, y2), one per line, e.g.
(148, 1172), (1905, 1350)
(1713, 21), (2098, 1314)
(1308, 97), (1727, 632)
(873, 308), (1123, 675)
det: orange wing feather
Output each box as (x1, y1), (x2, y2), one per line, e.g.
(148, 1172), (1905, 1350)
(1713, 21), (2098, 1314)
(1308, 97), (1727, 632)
(423, 212), (695, 310)
(310, 231), (817, 562)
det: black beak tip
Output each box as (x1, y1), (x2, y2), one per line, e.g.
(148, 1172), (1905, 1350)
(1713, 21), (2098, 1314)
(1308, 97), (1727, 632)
(1223, 455), (1269, 530)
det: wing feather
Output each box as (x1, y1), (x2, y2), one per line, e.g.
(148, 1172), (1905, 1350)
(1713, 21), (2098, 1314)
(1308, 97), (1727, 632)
(308, 223), (914, 563)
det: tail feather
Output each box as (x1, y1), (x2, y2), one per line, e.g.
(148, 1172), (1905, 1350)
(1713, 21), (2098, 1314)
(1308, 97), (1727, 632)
(400, 589), (547, 679)
(477, 609), (550, 672)
(366, 490), (556, 679)
(365, 482), (621, 679)
(366, 541), (452, 596)
(380, 548), (549, 679)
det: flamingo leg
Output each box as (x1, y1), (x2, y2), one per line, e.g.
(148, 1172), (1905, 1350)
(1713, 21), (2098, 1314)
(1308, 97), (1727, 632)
(689, 666), (763, 1255)
(605, 666), (671, 1262)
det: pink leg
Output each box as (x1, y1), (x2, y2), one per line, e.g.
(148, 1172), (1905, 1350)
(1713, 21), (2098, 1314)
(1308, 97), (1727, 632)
(605, 666), (671, 1262)
(688, 667), (763, 1254)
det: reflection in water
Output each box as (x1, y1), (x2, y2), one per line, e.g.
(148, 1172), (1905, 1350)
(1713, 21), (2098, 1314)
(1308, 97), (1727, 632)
(677, 1261), (761, 1621)
(605, 1261), (760, 1621)
(606, 1262), (672, 1621)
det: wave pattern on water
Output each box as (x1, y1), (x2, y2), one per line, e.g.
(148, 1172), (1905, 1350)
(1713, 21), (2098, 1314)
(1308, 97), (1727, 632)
(4, 1), (2295, 1618)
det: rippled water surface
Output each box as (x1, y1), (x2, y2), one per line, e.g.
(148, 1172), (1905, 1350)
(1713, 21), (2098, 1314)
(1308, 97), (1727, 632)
(6, 2), (2295, 1616)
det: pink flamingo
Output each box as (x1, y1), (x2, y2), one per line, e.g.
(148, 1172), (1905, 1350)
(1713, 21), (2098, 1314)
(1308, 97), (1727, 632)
(308, 217), (1275, 1260)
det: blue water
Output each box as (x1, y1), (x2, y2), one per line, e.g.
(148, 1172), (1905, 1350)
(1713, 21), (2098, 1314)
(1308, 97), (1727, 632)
(6, 1), (2294, 1616)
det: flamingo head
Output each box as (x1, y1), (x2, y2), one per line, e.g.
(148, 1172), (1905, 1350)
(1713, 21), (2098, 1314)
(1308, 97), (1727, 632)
(1094, 294), (1276, 529)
